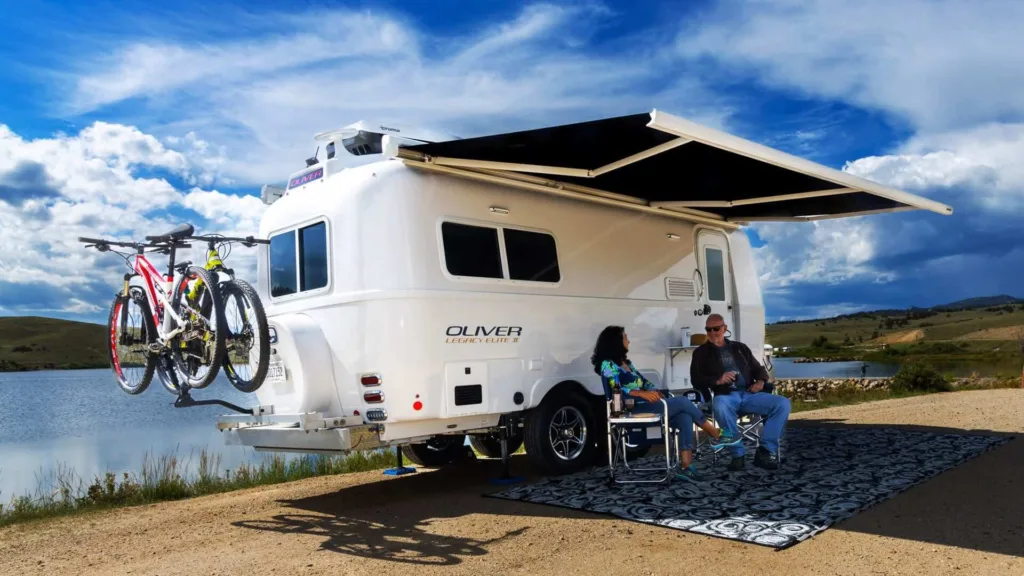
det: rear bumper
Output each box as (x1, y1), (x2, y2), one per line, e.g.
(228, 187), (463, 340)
(217, 409), (387, 454)
(223, 424), (387, 454)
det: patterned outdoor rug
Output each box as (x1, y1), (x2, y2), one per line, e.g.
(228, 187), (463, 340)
(487, 427), (1012, 549)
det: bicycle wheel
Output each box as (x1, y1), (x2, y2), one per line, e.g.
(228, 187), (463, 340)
(220, 279), (270, 393)
(170, 266), (226, 389)
(107, 287), (156, 394)
(155, 353), (181, 394)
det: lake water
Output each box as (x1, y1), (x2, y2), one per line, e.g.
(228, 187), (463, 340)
(772, 357), (1021, 379)
(0, 369), (262, 501)
(772, 358), (900, 379)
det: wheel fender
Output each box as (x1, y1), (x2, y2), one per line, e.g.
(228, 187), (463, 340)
(525, 377), (603, 411)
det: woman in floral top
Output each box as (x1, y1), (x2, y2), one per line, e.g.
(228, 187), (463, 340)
(592, 325), (739, 481)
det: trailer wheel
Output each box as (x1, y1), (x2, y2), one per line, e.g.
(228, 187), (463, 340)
(524, 391), (597, 475)
(401, 435), (467, 468)
(469, 429), (524, 459)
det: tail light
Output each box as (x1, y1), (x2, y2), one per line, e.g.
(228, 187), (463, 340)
(361, 373), (382, 386)
(364, 391), (385, 403)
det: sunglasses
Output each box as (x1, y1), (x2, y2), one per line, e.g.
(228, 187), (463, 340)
(705, 325), (725, 333)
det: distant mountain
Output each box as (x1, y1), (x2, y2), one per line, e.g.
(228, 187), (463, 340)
(934, 295), (1024, 311)
(0, 316), (107, 371)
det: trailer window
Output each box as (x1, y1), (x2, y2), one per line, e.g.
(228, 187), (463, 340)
(441, 222), (503, 279)
(705, 247), (726, 301)
(300, 222), (328, 291)
(270, 232), (298, 297)
(270, 221), (329, 298)
(503, 228), (560, 282)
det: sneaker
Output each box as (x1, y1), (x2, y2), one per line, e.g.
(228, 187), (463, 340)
(726, 456), (745, 471)
(753, 447), (779, 470)
(675, 465), (702, 482)
(710, 432), (742, 451)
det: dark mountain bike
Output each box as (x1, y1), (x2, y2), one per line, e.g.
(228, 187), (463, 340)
(179, 233), (272, 394)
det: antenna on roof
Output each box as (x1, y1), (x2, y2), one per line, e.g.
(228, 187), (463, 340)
(305, 146), (320, 167)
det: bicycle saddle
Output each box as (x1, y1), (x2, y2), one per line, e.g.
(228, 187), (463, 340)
(147, 223), (195, 243)
(174, 261), (193, 273)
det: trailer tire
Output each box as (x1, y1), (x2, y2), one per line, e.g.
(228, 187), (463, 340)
(524, 391), (597, 475)
(469, 430), (524, 459)
(401, 435), (467, 468)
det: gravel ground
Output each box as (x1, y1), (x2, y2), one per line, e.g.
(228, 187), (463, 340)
(1, 389), (1021, 576)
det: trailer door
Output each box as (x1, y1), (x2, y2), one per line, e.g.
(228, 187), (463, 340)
(697, 230), (736, 330)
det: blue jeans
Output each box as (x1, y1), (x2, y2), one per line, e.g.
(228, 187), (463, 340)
(712, 391), (791, 457)
(634, 396), (705, 450)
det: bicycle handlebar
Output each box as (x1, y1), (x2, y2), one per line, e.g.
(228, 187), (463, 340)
(188, 234), (270, 246)
(78, 237), (191, 252)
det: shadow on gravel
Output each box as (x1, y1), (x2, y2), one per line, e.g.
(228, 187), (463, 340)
(234, 512), (527, 565)
(234, 420), (1022, 560)
(232, 454), (547, 565)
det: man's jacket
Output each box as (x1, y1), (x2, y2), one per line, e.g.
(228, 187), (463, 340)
(690, 339), (771, 401)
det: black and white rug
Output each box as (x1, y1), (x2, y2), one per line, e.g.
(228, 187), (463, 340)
(487, 427), (1012, 549)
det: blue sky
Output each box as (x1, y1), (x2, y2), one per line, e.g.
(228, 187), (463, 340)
(0, 0), (1022, 323)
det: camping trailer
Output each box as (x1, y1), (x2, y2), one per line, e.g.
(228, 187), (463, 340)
(219, 110), (952, 475)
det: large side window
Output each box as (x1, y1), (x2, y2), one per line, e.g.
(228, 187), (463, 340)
(503, 228), (560, 282)
(441, 222), (503, 279)
(270, 232), (298, 297)
(300, 222), (328, 291)
(269, 221), (329, 298)
(705, 247), (726, 301)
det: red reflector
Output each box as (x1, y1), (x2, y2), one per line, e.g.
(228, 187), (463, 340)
(413, 401), (423, 411)
(353, 410), (360, 416)
(364, 391), (384, 403)
(361, 374), (381, 386)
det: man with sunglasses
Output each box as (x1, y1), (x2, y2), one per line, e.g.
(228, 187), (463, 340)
(690, 314), (790, 471)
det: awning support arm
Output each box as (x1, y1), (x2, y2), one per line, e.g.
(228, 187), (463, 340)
(651, 188), (856, 209)
(423, 137), (692, 180)
(731, 206), (917, 223)
(589, 138), (691, 177)
(402, 159), (739, 230)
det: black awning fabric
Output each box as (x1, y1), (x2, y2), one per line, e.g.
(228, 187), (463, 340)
(403, 113), (913, 220)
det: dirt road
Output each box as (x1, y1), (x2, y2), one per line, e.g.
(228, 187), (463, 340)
(2, 390), (1021, 576)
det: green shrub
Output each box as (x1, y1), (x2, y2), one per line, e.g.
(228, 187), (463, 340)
(891, 362), (952, 393)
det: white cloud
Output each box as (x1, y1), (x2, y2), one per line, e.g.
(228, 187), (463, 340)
(846, 123), (1024, 212)
(60, 4), (731, 186)
(676, 0), (1024, 132)
(771, 302), (872, 323)
(672, 0), (1024, 304)
(0, 121), (262, 317)
(753, 214), (898, 291)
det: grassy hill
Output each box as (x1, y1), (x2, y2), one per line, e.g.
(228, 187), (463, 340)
(0, 317), (108, 371)
(767, 301), (1024, 348)
(766, 298), (1024, 372)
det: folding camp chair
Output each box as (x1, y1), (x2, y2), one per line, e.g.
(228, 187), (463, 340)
(693, 387), (783, 466)
(602, 378), (682, 484)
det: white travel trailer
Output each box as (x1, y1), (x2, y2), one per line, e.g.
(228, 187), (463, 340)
(221, 111), (952, 475)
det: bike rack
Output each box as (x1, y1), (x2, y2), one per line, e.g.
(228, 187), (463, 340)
(164, 357), (253, 415)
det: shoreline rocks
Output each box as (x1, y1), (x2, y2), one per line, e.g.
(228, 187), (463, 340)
(789, 357), (859, 363)
(774, 377), (889, 400)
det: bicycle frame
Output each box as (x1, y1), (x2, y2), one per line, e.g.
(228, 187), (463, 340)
(130, 252), (188, 345)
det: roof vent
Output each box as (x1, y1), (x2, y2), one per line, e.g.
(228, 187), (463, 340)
(665, 278), (697, 301)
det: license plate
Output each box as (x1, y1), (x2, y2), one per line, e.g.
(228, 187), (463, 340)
(266, 361), (286, 383)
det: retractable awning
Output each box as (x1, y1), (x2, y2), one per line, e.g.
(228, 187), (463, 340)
(395, 110), (952, 226)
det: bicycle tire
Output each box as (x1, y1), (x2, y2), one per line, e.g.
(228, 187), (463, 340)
(170, 265), (227, 389)
(155, 353), (181, 394)
(106, 287), (156, 394)
(220, 279), (271, 393)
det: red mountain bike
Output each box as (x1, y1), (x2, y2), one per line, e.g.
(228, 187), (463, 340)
(80, 224), (227, 393)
